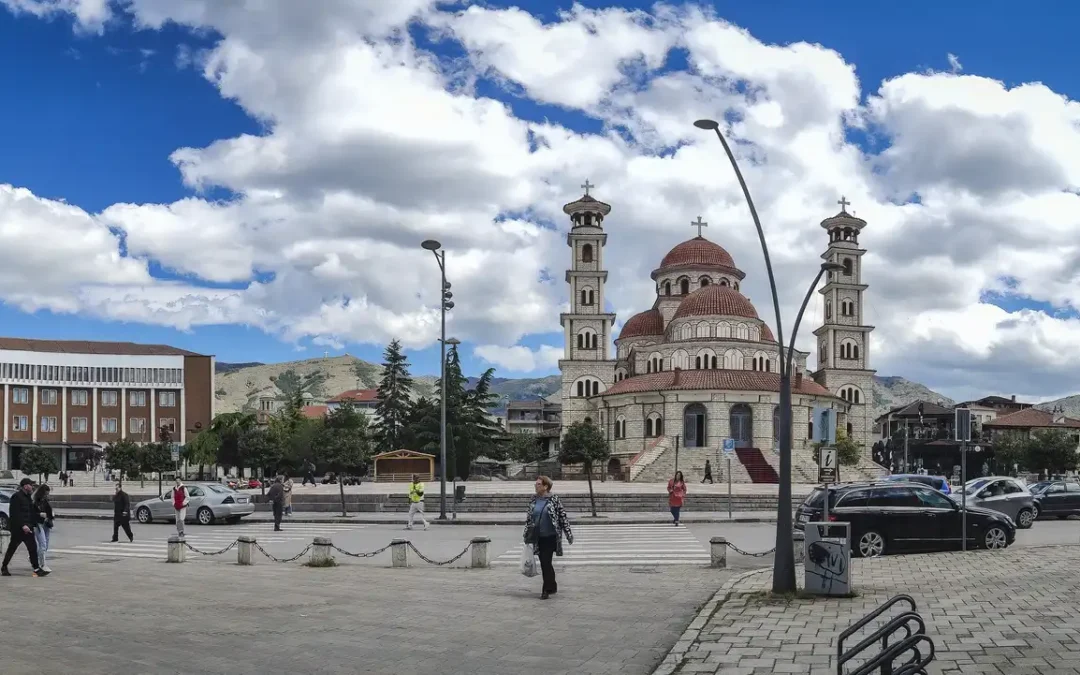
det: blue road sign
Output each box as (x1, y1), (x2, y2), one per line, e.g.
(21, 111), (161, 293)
(722, 438), (735, 454)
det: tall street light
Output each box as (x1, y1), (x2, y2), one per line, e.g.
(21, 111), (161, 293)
(694, 118), (843, 593)
(422, 239), (455, 519)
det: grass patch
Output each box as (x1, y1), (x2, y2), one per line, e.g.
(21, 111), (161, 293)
(304, 557), (339, 568)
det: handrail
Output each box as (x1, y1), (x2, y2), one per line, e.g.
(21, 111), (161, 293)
(850, 633), (935, 675)
(837, 611), (924, 673)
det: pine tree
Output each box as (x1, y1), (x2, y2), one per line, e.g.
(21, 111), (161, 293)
(373, 339), (414, 453)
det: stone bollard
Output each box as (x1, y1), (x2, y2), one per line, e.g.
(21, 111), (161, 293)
(167, 535), (186, 563)
(470, 537), (491, 569)
(311, 536), (333, 565)
(390, 538), (409, 568)
(237, 535), (255, 565)
(710, 536), (728, 568)
(793, 530), (805, 564)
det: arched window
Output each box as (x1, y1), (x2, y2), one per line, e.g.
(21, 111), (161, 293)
(820, 342), (828, 364)
(577, 329), (597, 351)
(584, 416), (593, 424)
(717, 322), (731, 338)
(841, 300), (854, 316)
(573, 376), (603, 398)
(679, 278), (690, 295)
(825, 301), (832, 320)
(839, 386), (863, 405)
(680, 323), (692, 340)
(840, 340), (860, 361)
(736, 323), (749, 340)
(752, 352), (770, 371)
(749, 325), (760, 341)
(582, 243), (594, 263)
(579, 287), (594, 306)
(733, 281), (740, 291)
(842, 258), (853, 276)
(699, 276), (710, 287)
(615, 415), (627, 439)
(645, 412), (663, 437)
(696, 348), (716, 370)
(647, 352), (663, 374)
(695, 322), (710, 339)
(672, 350), (690, 370)
(614, 368), (626, 383)
(847, 422), (854, 437)
(723, 349), (742, 370)
(719, 278), (729, 287)
(664, 281), (671, 296)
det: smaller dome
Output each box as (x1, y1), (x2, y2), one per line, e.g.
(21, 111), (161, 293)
(760, 323), (777, 343)
(660, 237), (736, 269)
(673, 285), (759, 321)
(618, 309), (664, 339)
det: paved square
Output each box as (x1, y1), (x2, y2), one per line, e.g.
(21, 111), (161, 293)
(655, 544), (1080, 674)
(493, 524), (711, 567)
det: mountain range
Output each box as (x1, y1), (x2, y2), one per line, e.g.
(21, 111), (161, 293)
(213, 356), (976, 421)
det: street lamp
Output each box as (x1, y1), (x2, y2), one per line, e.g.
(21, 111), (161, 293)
(422, 239), (456, 519)
(695, 118), (842, 593)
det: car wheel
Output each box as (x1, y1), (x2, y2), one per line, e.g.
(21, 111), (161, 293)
(1032, 504), (1040, 520)
(136, 506), (153, 524)
(1017, 508), (1035, 529)
(857, 530), (886, 558)
(984, 526), (1009, 550)
(197, 507), (214, 525)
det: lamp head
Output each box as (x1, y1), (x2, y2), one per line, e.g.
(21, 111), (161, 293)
(421, 239), (442, 251)
(446, 337), (461, 346)
(694, 119), (720, 130)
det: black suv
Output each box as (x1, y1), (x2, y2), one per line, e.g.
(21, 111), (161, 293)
(796, 481), (1016, 557)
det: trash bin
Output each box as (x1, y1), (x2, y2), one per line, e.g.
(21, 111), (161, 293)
(803, 522), (851, 596)
(455, 485), (466, 503)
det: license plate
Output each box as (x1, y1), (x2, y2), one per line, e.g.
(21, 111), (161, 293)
(237, 497), (248, 503)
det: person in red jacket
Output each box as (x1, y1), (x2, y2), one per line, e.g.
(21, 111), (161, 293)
(667, 471), (687, 526)
(172, 478), (189, 539)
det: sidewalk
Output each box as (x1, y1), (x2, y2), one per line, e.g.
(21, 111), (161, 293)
(56, 508), (780, 525)
(653, 545), (1080, 674)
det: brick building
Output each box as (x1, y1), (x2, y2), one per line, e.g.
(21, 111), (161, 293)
(0, 337), (214, 473)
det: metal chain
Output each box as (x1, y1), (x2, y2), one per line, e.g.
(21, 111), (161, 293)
(406, 541), (472, 566)
(252, 541), (312, 563)
(182, 539), (238, 556)
(723, 542), (776, 557)
(331, 543), (394, 558)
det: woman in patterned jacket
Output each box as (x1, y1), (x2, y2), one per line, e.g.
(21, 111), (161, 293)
(523, 475), (573, 599)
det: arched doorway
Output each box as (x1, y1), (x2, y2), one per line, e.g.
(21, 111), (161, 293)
(683, 403), (707, 448)
(607, 457), (622, 481)
(730, 404), (753, 448)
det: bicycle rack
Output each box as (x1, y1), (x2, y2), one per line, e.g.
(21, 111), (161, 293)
(836, 594), (936, 674)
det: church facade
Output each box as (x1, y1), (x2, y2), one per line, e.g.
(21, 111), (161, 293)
(558, 186), (878, 482)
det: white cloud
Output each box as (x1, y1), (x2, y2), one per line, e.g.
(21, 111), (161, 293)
(474, 344), (562, 373)
(4, 1), (1080, 399)
(0, 0), (111, 32)
(947, 53), (963, 73)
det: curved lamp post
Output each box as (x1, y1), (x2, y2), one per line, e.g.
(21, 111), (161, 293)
(695, 118), (843, 593)
(422, 239), (456, 519)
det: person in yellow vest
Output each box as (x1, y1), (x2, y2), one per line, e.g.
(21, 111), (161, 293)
(406, 474), (429, 530)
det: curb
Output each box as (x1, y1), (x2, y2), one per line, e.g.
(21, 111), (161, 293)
(55, 513), (781, 525)
(651, 567), (771, 675)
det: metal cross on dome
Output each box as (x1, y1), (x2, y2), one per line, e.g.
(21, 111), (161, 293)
(837, 196), (851, 212)
(581, 179), (595, 196)
(691, 216), (708, 237)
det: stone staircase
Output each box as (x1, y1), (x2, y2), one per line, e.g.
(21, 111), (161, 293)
(634, 443), (753, 484)
(628, 435), (670, 481)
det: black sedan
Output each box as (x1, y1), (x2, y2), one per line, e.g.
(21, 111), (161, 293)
(796, 481), (1016, 557)
(1030, 479), (1080, 519)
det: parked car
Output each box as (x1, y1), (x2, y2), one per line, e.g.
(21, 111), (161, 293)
(0, 487), (11, 530)
(1029, 479), (1080, 520)
(134, 482), (255, 525)
(884, 473), (951, 494)
(246, 478), (263, 490)
(796, 481), (1016, 557)
(949, 476), (1036, 529)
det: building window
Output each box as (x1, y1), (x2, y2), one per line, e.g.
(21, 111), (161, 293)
(581, 243), (593, 263)
(839, 386), (863, 405)
(12, 415), (28, 431)
(159, 418), (176, 433)
(680, 278), (690, 294)
(130, 418), (147, 435)
(840, 342), (860, 360)
(847, 422), (854, 437)
(101, 418), (118, 434)
(72, 389), (89, 406)
(664, 281), (671, 296)
(71, 417), (88, 433)
(580, 288), (595, 306)
(158, 391), (177, 407)
(825, 302), (832, 320)
(842, 300), (854, 316)
(12, 387), (28, 404)
(577, 331), (597, 350)
(842, 258), (853, 276)
(699, 276), (710, 287)
(102, 390), (118, 407)
(40, 416), (57, 433)
(41, 389), (58, 406)
(645, 413), (663, 437)
(129, 391), (147, 407)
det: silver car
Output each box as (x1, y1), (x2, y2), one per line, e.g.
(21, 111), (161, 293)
(0, 488), (11, 530)
(952, 476), (1036, 529)
(134, 482), (255, 526)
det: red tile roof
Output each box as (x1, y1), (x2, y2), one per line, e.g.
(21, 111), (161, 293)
(327, 389), (378, 403)
(603, 370), (833, 397)
(301, 405), (328, 419)
(618, 309), (665, 339)
(660, 237), (736, 269)
(985, 408), (1080, 429)
(760, 324), (777, 343)
(673, 285), (760, 321)
(0, 336), (205, 356)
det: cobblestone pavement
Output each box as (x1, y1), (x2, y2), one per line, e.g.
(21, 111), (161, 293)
(653, 545), (1080, 674)
(0, 555), (732, 675)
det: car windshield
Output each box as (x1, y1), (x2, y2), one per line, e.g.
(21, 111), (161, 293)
(1027, 481), (1051, 494)
(961, 479), (991, 495)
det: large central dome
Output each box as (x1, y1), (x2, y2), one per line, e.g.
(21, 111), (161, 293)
(673, 284), (760, 320)
(660, 237), (736, 268)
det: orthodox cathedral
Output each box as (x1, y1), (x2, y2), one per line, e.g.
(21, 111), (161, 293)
(558, 185), (880, 483)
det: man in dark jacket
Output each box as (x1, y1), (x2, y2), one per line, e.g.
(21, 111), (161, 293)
(112, 483), (134, 543)
(267, 477), (285, 531)
(2, 478), (47, 576)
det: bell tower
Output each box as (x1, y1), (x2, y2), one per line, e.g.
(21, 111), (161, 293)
(559, 181), (617, 428)
(812, 197), (875, 456)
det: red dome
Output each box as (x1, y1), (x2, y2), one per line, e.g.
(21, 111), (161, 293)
(672, 285), (759, 320)
(618, 309), (664, 339)
(660, 237), (736, 269)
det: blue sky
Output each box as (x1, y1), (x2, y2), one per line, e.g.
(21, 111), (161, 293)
(1, 1), (1076, 385)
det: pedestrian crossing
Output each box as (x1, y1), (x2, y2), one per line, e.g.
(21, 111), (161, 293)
(48, 523), (365, 561)
(492, 524), (711, 567)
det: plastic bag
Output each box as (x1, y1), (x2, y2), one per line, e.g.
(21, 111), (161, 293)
(519, 545), (539, 577)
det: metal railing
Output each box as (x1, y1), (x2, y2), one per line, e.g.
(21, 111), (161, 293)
(837, 594), (935, 674)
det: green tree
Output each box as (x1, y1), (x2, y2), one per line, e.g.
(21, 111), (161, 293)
(991, 433), (1028, 474)
(268, 393), (322, 471)
(105, 438), (142, 486)
(559, 419), (610, 517)
(21, 446), (59, 483)
(272, 368), (327, 401)
(184, 430), (221, 481)
(373, 339), (414, 453)
(318, 401), (372, 516)
(1027, 429), (1078, 475)
(506, 432), (547, 463)
(239, 426), (280, 495)
(834, 428), (861, 466)
(210, 412), (258, 476)
(401, 396), (438, 453)
(140, 442), (174, 495)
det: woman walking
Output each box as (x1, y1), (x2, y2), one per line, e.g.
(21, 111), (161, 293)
(112, 483), (134, 543)
(33, 483), (54, 573)
(523, 475), (573, 600)
(283, 473), (294, 517)
(668, 471), (687, 526)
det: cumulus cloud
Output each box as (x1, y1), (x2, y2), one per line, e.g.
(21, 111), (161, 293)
(4, 1), (1080, 393)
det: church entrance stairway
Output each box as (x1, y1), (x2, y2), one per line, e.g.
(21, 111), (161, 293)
(735, 448), (780, 483)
